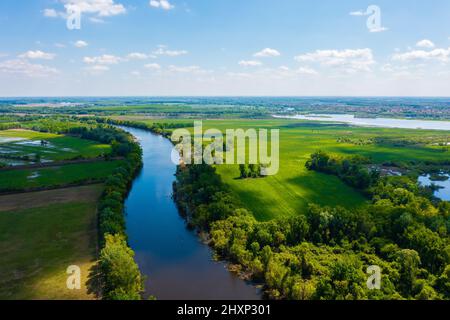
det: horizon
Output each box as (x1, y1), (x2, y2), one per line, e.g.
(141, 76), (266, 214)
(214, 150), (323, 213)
(1, 95), (450, 99)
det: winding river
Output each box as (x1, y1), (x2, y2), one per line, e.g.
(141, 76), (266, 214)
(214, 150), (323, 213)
(121, 126), (261, 300)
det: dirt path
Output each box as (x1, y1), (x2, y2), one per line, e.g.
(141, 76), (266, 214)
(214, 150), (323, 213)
(0, 184), (103, 212)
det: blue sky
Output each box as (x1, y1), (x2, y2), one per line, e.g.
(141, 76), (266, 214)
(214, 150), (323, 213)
(0, 0), (449, 96)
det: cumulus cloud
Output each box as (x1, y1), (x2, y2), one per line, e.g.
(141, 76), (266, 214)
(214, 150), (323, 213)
(295, 48), (375, 72)
(89, 17), (105, 23)
(153, 46), (188, 56)
(168, 65), (211, 74)
(44, 1), (126, 20)
(19, 50), (56, 60)
(349, 10), (367, 16)
(0, 59), (59, 77)
(370, 27), (388, 33)
(43, 8), (60, 18)
(238, 60), (262, 67)
(392, 48), (450, 63)
(254, 48), (281, 58)
(84, 64), (110, 74)
(74, 40), (88, 48)
(63, 0), (126, 17)
(83, 54), (122, 64)
(416, 39), (435, 48)
(127, 52), (150, 60)
(296, 67), (319, 75)
(149, 0), (174, 10)
(144, 63), (161, 70)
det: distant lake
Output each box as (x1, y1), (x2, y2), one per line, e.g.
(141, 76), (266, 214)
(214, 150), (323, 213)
(418, 174), (450, 201)
(274, 114), (450, 131)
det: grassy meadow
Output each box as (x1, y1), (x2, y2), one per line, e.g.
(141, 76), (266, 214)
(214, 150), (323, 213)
(0, 129), (111, 162)
(115, 116), (450, 220)
(0, 160), (123, 192)
(0, 185), (102, 299)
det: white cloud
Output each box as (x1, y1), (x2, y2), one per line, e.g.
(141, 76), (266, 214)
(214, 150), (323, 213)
(89, 17), (106, 23)
(416, 39), (435, 48)
(63, 0), (126, 17)
(54, 43), (66, 48)
(226, 72), (252, 79)
(83, 54), (122, 64)
(295, 48), (375, 72)
(238, 60), (262, 67)
(254, 48), (281, 58)
(392, 48), (450, 63)
(85, 64), (110, 74)
(127, 52), (150, 60)
(43, 1), (126, 22)
(296, 67), (319, 75)
(144, 63), (161, 70)
(43, 8), (59, 18)
(168, 65), (198, 72)
(349, 10), (366, 16)
(74, 40), (88, 48)
(153, 46), (188, 56)
(370, 27), (388, 33)
(168, 65), (211, 74)
(149, 0), (174, 10)
(0, 59), (59, 77)
(19, 50), (56, 60)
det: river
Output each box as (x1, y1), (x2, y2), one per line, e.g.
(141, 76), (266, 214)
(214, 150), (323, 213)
(121, 126), (261, 300)
(274, 114), (450, 131)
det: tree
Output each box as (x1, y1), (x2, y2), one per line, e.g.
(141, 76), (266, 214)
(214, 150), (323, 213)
(99, 234), (143, 300)
(314, 258), (367, 300)
(395, 249), (421, 297)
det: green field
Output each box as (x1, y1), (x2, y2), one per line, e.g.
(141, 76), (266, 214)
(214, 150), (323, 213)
(0, 185), (102, 299)
(118, 117), (450, 220)
(0, 129), (111, 163)
(0, 160), (123, 192)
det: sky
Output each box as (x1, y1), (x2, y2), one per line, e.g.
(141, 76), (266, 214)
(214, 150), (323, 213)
(0, 0), (449, 97)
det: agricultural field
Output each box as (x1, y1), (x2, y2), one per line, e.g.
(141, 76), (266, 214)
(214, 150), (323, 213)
(116, 116), (450, 220)
(0, 160), (123, 192)
(0, 129), (111, 165)
(0, 185), (102, 299)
